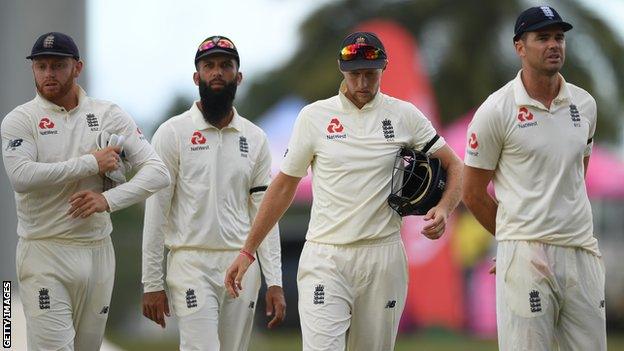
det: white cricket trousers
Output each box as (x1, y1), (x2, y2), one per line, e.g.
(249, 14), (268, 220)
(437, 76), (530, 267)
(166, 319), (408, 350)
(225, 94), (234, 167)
(166, 249), (261, 351)
(297, 234), (408, 351)
(16, 237), (115, 351)
(496, 241), (606, 351)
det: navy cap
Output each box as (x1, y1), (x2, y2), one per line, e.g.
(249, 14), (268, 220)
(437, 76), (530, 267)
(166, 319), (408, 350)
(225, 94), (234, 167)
(338, 32), (387, 71)
(514, 6), (573, 42)
(27, 32), (80, 60)
(194, 35), (240, 66)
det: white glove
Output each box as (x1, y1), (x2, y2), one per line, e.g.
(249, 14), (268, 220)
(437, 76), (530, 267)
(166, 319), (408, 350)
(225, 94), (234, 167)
(96, 131), (129, 186)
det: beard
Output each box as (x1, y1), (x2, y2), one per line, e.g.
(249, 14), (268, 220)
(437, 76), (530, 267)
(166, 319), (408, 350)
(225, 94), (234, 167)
(35, 74), (74, 103)
(198, 78), (238, 126)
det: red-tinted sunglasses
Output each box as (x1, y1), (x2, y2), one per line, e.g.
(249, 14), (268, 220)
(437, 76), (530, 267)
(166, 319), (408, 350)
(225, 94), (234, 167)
(198, 38), (236, 52)
(340, 43), (386, 61)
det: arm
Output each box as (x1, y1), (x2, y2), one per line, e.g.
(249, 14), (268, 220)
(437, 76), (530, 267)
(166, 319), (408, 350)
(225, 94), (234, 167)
(462, 165), (497, 235)
(101, 126), (171, 212)
(1, 112), (116, 193)
(141, 124), (178, 328)
(421, 144), (463, 239)
(226, 172), (301, 298)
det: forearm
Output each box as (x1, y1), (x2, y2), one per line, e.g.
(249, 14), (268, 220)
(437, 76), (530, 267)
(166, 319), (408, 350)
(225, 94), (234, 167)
(103, 157), (170, 212)
(437, 157), (463, 214)
(141, 189), (173, 292)
(5, 154), (99, 193)
(243, 173), (298, 253)
(256, 228), (283, 287)
(463, 192), (497, 235)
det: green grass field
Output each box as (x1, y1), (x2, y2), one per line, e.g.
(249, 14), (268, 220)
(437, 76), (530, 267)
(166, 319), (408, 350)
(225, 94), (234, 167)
(110, 331), (624, 351)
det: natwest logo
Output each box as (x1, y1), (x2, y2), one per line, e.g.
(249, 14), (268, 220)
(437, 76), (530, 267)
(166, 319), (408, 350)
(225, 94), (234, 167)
(468, 133), (479, 150)
(38, 117), (58, 135)
(517, 107), (538, 129)
(190, 131), (209, 151)
(326, 118), (344, 134)
(326, 118), (346, 140)
(38, 117), (55, 129)
(190, 131), (206, 145)
(517, 107), (534, 122)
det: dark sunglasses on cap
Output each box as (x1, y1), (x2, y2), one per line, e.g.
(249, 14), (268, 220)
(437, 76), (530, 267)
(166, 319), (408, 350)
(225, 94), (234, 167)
(340, 43), (386, 61)
(198, 37), (236, 51)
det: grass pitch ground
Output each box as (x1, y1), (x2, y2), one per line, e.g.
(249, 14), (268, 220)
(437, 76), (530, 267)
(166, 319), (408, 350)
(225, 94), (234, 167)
(111, 330), (624, 350)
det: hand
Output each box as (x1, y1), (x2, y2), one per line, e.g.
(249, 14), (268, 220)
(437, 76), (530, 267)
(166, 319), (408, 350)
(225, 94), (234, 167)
(67, 190), (110, 218)
(265, 286), (286, 329)
(489, 257), (496, 275)
(225, 253), (254, 298)
(142, 290), (170, 328)
(421, 206), (448, 239)
(93, 146), (121, 173)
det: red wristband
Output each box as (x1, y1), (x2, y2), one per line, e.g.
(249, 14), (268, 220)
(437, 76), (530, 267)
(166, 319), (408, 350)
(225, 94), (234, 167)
(239, 249), (255, 263)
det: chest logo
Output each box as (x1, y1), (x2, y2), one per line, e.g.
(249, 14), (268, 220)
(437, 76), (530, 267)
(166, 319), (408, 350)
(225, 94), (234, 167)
(382, 119), (395, 141)
(517, 107), (538, 128)
(569, 104), (581, 127)
(190, 131), (206, 145)
(86, 113), (99, 131)
(326, 118), (347, 140)
(38, 117), (55, 129)
(38, 117), (58, 135)
(327, 118), (344, 134)
(239, 136), (249, 158)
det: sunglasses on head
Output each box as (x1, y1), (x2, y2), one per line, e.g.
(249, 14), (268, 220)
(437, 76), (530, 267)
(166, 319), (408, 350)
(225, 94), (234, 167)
(340, 43), (386, 61)
(198, 38), (236, 52)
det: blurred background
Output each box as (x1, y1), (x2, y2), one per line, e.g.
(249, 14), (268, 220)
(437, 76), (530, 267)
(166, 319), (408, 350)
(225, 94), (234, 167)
(1, 0), (624, 350)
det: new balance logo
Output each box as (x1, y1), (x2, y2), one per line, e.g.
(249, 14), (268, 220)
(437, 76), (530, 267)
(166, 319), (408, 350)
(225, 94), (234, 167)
(39, 288), (50, 310)
(6, 139), (23, 151)
(529, 290), (542, 313)
(382, 119), (395, 140)
(385, 300), (396, 309)
(313, 284), (325, 305)
(186, 289), (198, 308)
(99, 306), (109, 314)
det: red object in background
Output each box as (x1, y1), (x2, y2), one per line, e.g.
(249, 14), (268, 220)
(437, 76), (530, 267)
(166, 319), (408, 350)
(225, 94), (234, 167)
(355, 19), (464, 330)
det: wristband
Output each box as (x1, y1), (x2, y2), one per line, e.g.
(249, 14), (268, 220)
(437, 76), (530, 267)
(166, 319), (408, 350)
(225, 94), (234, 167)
(239, 249), (255, 263)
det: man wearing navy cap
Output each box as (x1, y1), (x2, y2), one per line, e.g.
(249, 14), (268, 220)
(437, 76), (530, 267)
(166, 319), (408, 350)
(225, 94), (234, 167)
(141, 35), (285, 350)
(226, 31), (463, 350)
(1, 32), (170, 350)
(463, 6), (606, 350)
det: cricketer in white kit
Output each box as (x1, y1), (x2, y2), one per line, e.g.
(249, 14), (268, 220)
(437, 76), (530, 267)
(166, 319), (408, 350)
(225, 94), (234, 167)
(141, 35), (285, 351)
(463, 6), (606, 351)
(1, 32), (170, 351)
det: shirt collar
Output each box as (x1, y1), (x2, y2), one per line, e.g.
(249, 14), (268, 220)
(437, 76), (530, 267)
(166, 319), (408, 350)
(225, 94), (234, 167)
(513, 70), (571, 110)
(190, 101), (243, 131)
(34, 85), (88, 112)
(338, 80), (384, 111)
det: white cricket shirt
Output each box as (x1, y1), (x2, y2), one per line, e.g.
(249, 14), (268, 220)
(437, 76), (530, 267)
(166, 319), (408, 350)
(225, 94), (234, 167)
(1, 87), (170, 242)
(281, 84), (445, 245)
(464, 71), (599, 255)
(142, 103), (282, 292)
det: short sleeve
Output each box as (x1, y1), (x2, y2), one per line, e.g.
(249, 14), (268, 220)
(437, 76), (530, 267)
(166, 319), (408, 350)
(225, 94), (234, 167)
(404, 104), (445, 155)
(280, 108), (315, 177)
(464, 101), (503, 170)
